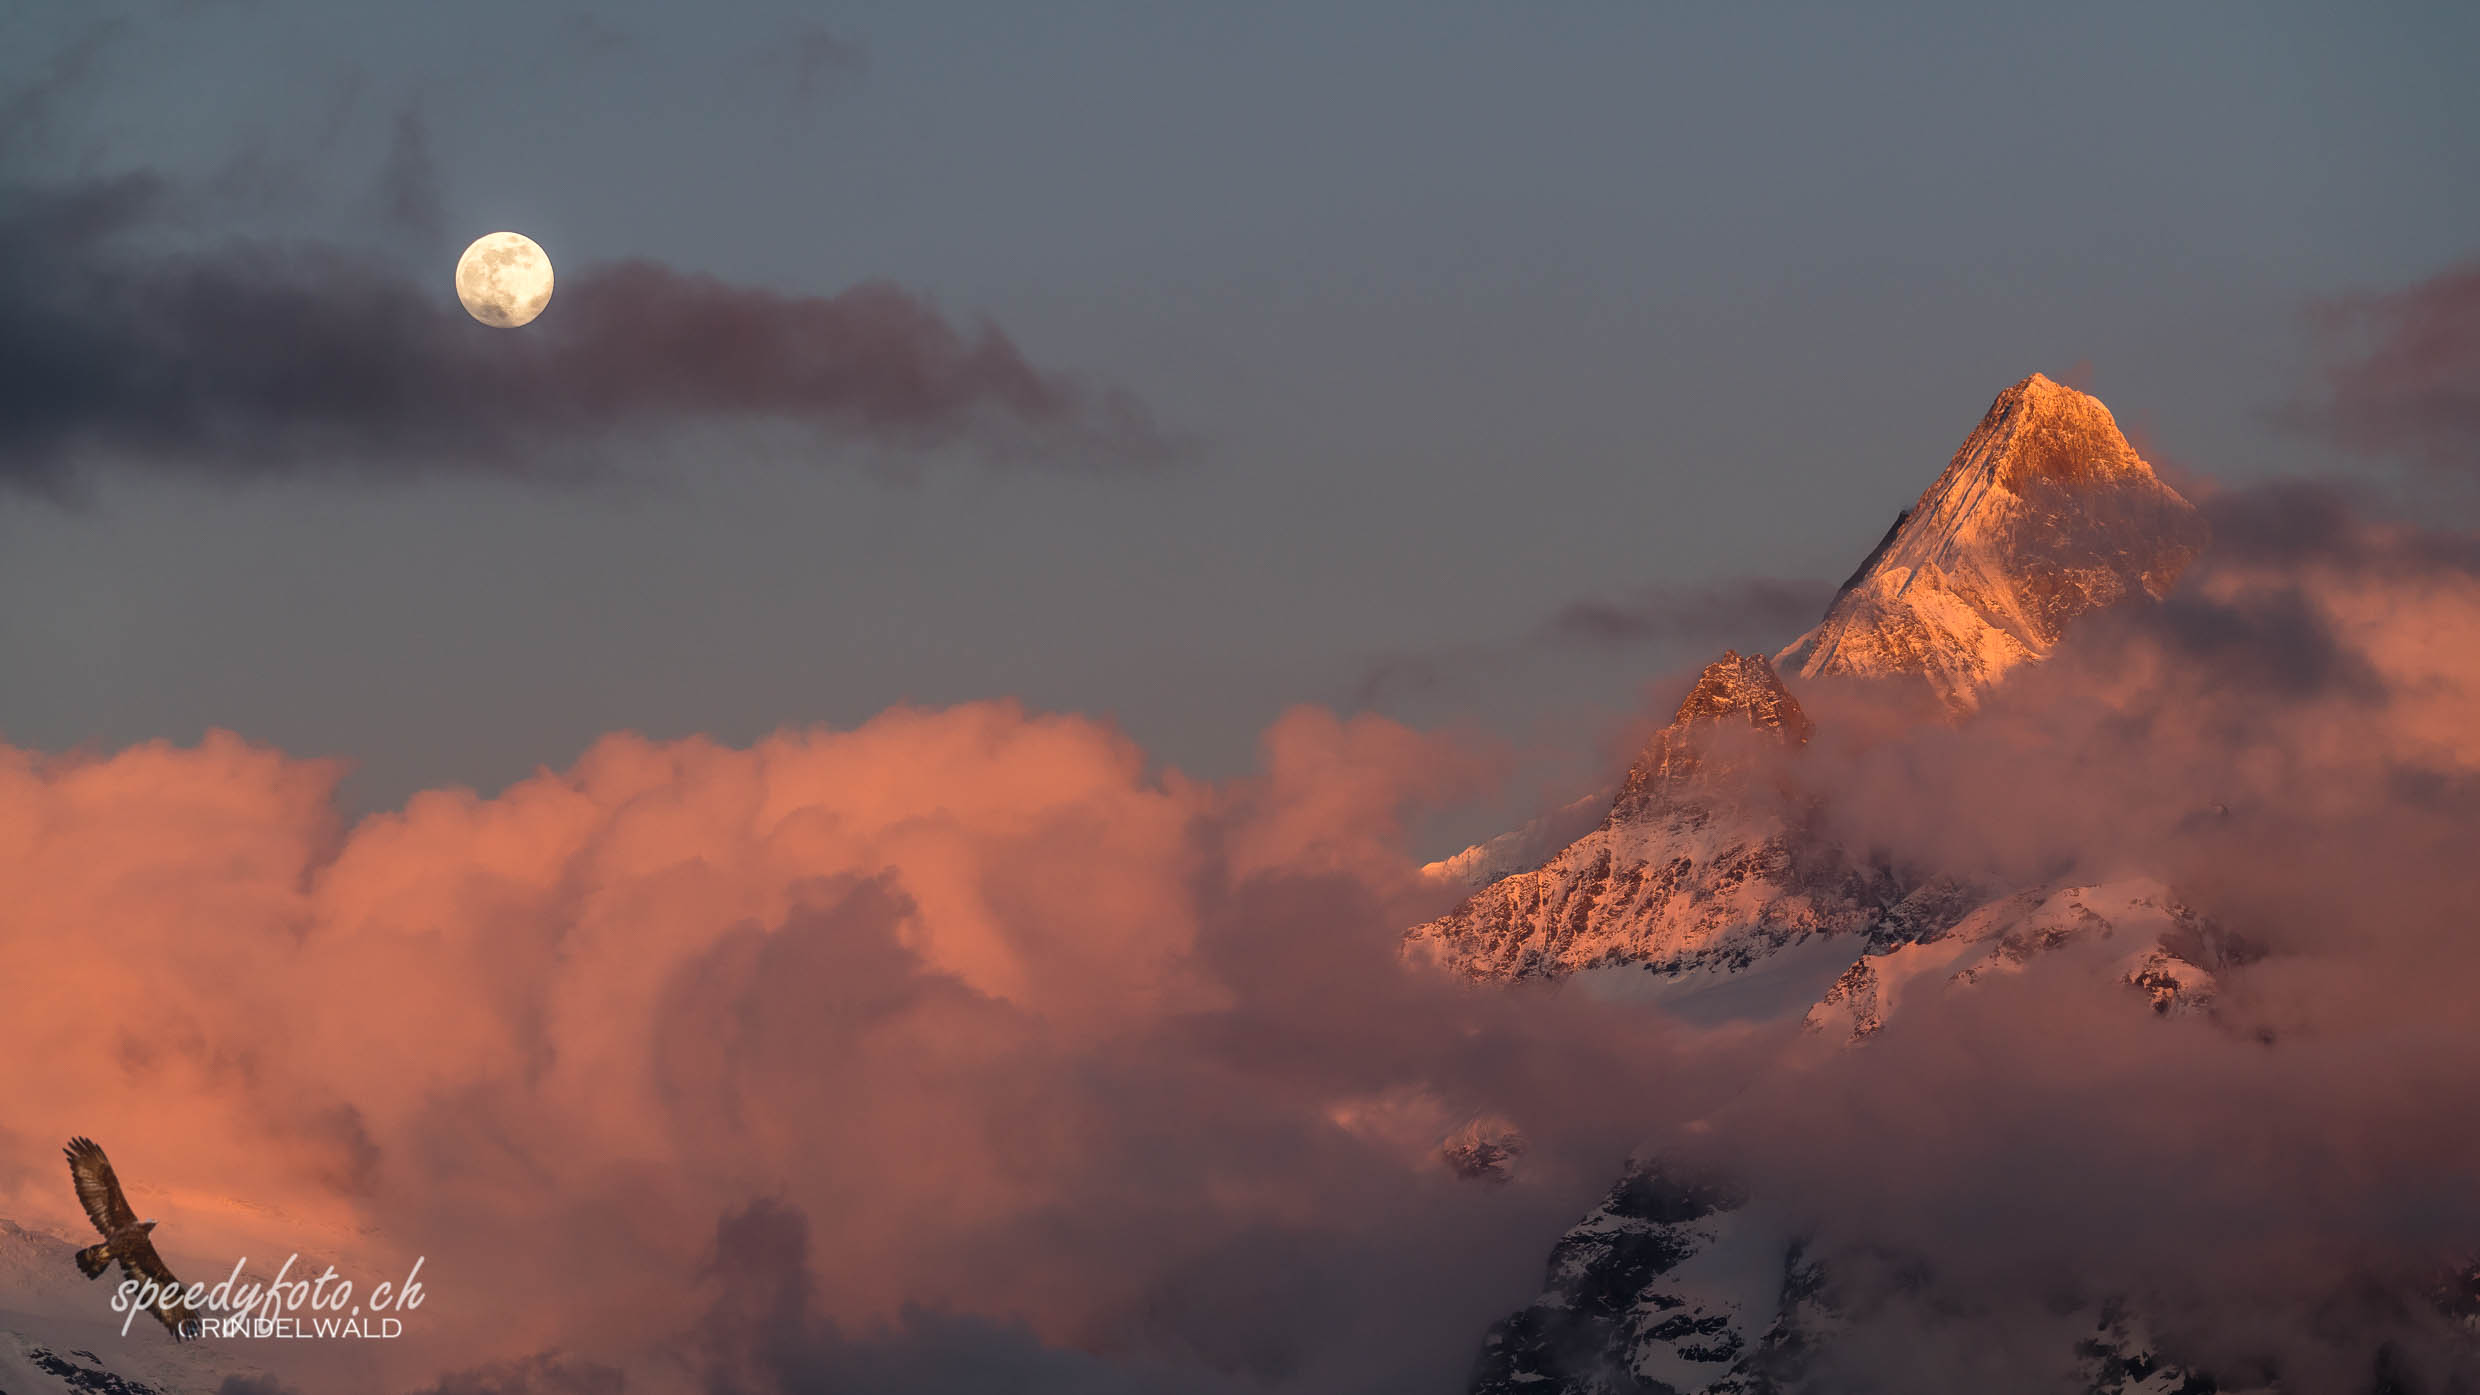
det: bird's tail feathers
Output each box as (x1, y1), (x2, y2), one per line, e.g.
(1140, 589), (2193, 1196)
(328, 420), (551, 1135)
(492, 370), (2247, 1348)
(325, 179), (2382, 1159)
(76, 1242), (111, 1279)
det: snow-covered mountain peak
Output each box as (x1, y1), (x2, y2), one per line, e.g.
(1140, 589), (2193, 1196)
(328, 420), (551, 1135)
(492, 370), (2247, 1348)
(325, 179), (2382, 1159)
(1979, 372), (2148, 485)
(1408, 377), (2209, 983)
(1777, 373), (2208, 709)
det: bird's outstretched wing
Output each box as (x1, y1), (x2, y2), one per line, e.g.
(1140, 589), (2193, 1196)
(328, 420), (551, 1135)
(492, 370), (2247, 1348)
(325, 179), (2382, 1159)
(63, 1137), (138, 1237)
(114, 1235), (197, 1340)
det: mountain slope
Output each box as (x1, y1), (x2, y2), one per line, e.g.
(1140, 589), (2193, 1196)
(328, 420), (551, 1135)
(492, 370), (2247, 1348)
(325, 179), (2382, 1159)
(1422, 790), (1612, 892)
(0, 1221), (275, 1395)
(1776, 372), (2206, 709)
(1404, 651), (1910, 981)
(1803, 878), (2232, 1043)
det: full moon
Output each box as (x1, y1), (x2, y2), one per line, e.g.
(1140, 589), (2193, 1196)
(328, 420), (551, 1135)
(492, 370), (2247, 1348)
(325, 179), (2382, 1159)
(454, 231), (554, 328)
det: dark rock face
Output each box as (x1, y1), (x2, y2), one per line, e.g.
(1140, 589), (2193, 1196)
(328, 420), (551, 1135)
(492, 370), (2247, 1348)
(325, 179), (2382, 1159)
(1441, 1117), (1528, 1183)
(22, 1345), (170, 1395)
(1471, 1161), (1774, 1395)
(2073, 1306), (2222, 1395)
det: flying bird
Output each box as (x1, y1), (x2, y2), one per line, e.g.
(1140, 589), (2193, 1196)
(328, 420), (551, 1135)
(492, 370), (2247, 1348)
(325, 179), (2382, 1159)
(64, 1137), (197, 1339)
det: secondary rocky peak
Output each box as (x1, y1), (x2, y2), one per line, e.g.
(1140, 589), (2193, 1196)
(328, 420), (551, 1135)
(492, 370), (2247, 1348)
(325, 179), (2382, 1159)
(1609, 650), (1810, 822)
(1668, 649), (1810, 737)
(1777, 373), (2207, 709)
(1401, 642), (1875, 981)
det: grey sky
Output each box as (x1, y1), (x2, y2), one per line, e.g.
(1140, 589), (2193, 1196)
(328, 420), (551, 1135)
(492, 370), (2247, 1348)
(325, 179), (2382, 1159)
(1, 0), (2472, 825)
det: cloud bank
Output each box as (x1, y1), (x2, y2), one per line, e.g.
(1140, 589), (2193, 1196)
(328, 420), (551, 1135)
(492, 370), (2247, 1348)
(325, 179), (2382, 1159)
(0, 702), (1723, 1394)
(0, 176), (1176, 494)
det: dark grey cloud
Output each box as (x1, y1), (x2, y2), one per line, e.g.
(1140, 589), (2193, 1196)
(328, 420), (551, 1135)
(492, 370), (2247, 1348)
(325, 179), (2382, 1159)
(1351, 575), (1833, 708)
(1345, 650), (1463, 710)
(1542, 576), (1836, 650)
(2146, 575), (2387, 703)
(2297, 257), (2480, 474)
(0, 174), (1177, 494)
(2200, 474), (2480, 574)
